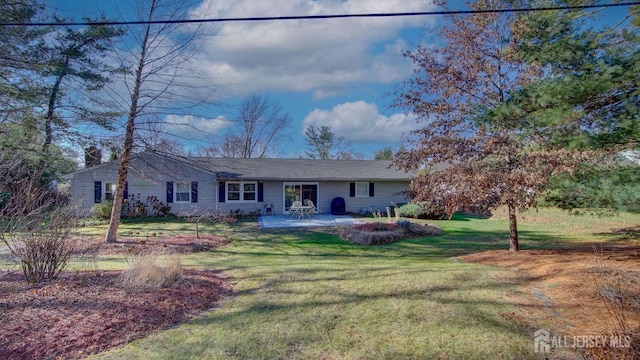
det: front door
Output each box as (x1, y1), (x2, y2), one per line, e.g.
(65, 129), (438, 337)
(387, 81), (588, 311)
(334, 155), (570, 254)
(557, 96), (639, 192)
(284, 183), (318, 213)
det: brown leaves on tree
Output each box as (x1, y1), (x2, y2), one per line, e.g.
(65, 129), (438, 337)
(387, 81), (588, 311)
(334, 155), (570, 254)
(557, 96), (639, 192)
(394, 0), (587, 251)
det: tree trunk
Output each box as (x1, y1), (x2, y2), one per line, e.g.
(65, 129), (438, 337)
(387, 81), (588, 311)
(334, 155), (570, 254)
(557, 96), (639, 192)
(103, 106), (136, 243)
(103, 148), (130, 243)
(33, 66), (67, 188)
(508, 203), (519, 252)
(104, 17), (151, 243)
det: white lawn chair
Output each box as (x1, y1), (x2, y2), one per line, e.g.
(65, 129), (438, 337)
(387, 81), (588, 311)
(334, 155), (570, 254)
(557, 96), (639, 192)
(303, 199), (316, 217)
(289, 200), (303, 218)
(264, 201), (274, 215)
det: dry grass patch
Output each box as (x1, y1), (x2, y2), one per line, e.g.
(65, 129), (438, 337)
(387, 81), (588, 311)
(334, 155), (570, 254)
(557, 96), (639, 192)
(120, 252), (184, 289)
(459, 244), (640, 359)
(584, 252), (640, 359)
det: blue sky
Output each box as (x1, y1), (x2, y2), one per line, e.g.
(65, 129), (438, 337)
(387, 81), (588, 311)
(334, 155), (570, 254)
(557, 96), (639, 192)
(45, 1), (633, 159)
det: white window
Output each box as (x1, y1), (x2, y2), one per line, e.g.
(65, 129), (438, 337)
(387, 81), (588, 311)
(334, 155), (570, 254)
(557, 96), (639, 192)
(227, 181), (257, 202)
(175, 182), (191, 203)
(355, 182), (369, 197)
(104, 182), (117, 201)
(243, 183), (256, 201)
(227, 183), (241, 201)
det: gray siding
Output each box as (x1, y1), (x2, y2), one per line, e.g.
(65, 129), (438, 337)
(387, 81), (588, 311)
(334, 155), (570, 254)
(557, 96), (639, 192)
(318, 181), (408, 214)
(215, 180), (409, 215)
(216, 180), (281, 215)
(70, 157), (216, 216)
(67, 153), (411, 217)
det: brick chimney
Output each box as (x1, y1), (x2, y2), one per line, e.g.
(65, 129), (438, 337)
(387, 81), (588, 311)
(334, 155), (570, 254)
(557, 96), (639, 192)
(84, 146), (102, 168)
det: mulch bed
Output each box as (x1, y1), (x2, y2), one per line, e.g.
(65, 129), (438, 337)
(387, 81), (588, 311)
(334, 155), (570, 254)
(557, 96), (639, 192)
(0, 235), (233, 360)
(74, 234), (232, 255)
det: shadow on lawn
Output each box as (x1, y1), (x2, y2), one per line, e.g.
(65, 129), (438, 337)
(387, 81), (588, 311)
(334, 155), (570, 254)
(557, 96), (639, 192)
(190, 262), (542, 359)
(595, 224), (640, 241)
(218, 226), (567, 260)
(144, 214), (640, 359)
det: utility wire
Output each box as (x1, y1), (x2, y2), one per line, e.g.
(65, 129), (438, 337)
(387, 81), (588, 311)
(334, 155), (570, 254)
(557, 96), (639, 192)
(2, 1), (639, 26)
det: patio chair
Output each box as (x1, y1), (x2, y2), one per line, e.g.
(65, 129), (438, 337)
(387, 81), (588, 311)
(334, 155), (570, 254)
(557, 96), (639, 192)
(289, 200), (303, 218)
(264, 201), (274, 215)
(303, 199), (316, 217)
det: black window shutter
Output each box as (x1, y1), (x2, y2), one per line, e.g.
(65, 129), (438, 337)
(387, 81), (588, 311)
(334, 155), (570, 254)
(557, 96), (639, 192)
(166, 181), (173, 203)
(191, 181), (198, 203)
(94, 181), (102, 203)
(369, 182), (375, 197)
(218, 181), (225, 203)
(258, 182), (264, 202)
(123, 181), (129, 200)
(349, 183), (355, 197)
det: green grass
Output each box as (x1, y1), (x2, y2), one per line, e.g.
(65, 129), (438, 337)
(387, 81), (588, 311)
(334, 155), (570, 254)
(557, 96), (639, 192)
(38, 209), (640, 358)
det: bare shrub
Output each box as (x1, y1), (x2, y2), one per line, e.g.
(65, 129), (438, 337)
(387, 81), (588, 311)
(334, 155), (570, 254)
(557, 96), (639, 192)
(120, 252), (184, 289)
(1, 176), (78, 283)
(407, 223), (444, 237)
(125, 193), (147, 217)
(147, 195), (171, 217)
(123, 194), (173, 218)
(339, 222), (407, 245)
(184, 209), (236, 239)
(585, 249), (640, 359)
(339, 221), (443, 245)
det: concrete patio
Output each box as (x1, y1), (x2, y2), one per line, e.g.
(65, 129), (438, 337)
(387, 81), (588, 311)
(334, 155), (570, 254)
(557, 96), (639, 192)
(258, 214), (364, 229)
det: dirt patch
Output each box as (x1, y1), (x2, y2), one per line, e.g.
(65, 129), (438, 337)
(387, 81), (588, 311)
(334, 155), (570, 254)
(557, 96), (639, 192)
(0, 236), (232, 360)
(459, 243), (640, 358)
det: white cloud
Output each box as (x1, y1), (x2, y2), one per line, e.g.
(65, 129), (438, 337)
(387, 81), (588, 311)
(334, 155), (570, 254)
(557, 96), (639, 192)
(302, 100), (420, 144)
(163, 115), (231, 142)
(190, 0), (434, 98)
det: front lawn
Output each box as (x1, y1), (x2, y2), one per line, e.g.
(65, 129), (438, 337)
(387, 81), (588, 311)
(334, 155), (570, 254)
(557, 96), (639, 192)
(87, 208), (637, 359)
(92, 226), (533, 359)
(3, 208), (639, 359)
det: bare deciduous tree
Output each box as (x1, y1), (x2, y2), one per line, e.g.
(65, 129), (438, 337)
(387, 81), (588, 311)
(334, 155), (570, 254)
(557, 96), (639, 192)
(212, 94), (291, 158)
(104, 0), (216, 243)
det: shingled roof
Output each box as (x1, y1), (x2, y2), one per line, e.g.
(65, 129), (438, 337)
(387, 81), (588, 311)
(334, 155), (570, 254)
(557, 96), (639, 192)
(192, 157), (414, 181)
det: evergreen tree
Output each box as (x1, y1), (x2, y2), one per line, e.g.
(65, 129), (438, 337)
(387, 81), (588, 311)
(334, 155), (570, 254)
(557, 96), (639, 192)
(504, 1), (640, 213)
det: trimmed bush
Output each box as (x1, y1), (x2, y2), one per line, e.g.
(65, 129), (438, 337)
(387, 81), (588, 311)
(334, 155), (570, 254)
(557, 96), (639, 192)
(91, 200), (114, 220)
(397, 202), (448, 220)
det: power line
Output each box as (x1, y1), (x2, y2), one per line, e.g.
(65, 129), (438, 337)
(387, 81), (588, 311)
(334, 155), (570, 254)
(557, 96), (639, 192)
(2, 1), (639, 27)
